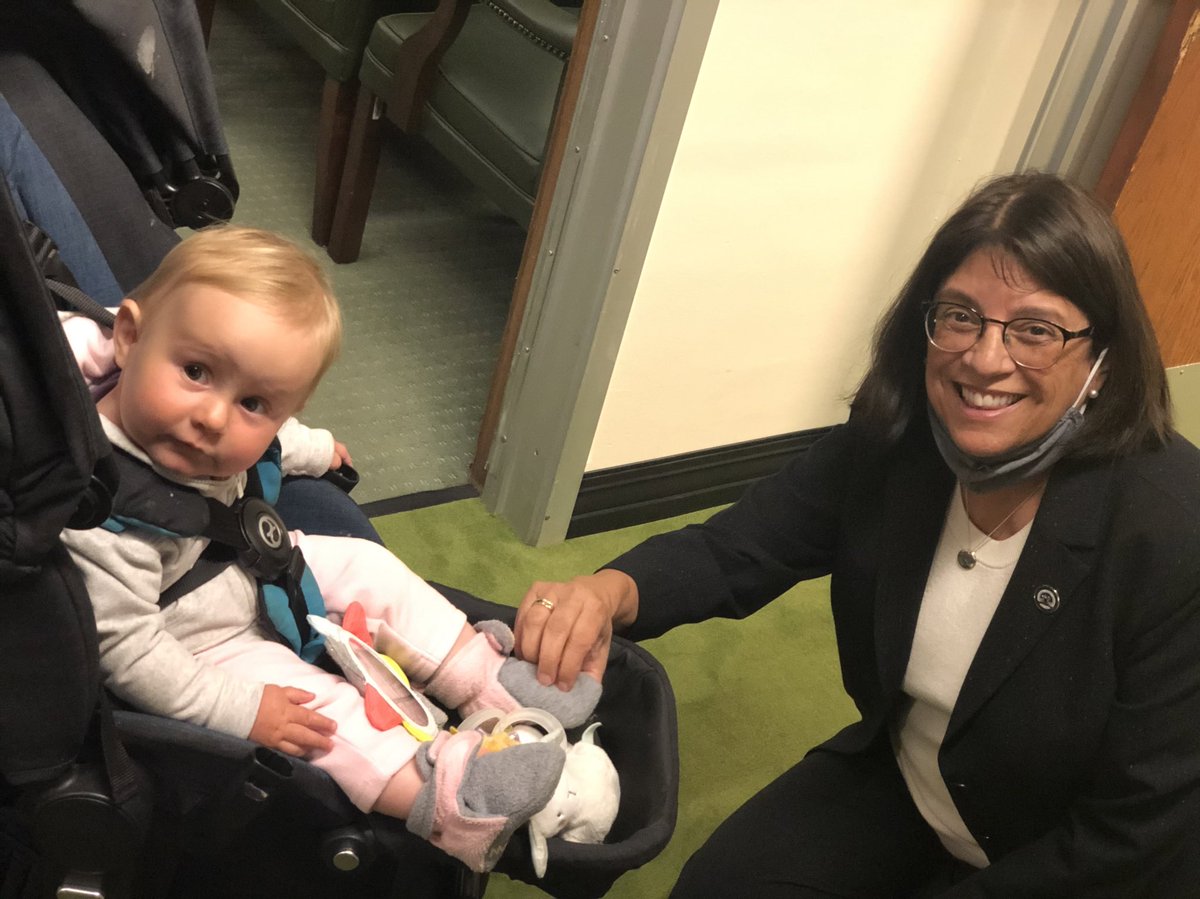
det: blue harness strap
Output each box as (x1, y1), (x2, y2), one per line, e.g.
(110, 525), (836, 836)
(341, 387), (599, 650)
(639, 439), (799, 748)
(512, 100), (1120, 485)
(104, 442), (326, 662)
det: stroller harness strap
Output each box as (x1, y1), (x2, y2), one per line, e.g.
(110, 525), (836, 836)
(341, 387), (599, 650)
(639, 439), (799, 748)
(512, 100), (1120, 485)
(101, 441), (327, 662)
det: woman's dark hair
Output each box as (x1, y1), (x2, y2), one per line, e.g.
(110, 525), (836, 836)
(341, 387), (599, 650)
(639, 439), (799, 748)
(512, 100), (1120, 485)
(852, 171), (1170, 459)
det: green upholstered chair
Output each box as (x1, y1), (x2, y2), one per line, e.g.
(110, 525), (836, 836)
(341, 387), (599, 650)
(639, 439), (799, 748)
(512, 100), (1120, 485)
(324, 0), (579, 263)
(250, 0), (436, 245)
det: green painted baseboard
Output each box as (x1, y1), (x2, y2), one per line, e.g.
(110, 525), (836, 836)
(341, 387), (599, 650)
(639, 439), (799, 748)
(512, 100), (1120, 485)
(569, 428), (832, 538)
(1169, 364), (1200, 445)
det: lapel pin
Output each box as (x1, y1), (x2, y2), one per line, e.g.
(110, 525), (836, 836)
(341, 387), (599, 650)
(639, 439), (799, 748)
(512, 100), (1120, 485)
(1033, 586), (1060, 613)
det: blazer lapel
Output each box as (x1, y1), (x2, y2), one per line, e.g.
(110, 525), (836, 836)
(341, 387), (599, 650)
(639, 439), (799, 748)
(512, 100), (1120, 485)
(946, 459), (1113, 738)
(874, 433), (956, 698)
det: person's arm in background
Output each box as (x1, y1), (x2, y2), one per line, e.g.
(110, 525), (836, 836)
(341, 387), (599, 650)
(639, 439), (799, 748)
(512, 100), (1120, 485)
(0, 93), (125, 306)
(271, 418), (383, 544)
(277, 416), (346, 476)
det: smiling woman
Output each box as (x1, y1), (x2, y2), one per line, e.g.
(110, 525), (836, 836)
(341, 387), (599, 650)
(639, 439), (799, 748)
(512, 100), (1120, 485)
(924, 248), (1103, 460)
(509, 171), (1200, 896)
(856, 171), (1170, 462)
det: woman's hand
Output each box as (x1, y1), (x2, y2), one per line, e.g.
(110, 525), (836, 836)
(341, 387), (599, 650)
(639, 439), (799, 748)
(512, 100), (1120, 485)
(513, 570), (639, 690)
(249, 684), (337, 757)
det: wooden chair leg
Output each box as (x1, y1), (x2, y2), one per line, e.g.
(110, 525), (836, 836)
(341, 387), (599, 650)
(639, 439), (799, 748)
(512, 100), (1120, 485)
(312, 77), (359, 247)
(326, 88), (385, 264)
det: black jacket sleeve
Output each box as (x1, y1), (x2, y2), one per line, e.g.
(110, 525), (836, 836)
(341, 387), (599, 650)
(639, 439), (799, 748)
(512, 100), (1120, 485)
(610, 424), (864, 641)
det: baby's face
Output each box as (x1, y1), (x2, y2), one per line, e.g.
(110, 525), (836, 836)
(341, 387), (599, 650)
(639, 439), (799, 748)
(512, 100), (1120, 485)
(106, 284), (323, 479)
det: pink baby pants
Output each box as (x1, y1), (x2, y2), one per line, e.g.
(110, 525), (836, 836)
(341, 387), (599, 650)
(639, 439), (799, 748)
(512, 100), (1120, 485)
(197, 532), (468, 811)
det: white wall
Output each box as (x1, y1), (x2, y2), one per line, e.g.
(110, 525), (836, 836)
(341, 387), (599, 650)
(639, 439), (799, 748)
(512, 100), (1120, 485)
(585, 0), (1082, 470)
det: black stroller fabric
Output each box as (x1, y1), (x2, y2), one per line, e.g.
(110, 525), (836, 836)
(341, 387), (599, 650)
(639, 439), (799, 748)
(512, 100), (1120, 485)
(0, 0), (238, 231)
(0, 175), (146, 899)
(0, 178), (110, 786)
(0, 51), (180, 300)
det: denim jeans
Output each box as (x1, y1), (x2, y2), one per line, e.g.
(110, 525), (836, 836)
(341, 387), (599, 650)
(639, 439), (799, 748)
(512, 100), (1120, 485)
(275, 476), (383, 545)
(0, 94), (124, 305)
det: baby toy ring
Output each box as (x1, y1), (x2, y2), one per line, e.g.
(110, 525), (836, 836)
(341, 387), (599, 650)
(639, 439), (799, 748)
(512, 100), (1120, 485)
(459, 707), (567, 751)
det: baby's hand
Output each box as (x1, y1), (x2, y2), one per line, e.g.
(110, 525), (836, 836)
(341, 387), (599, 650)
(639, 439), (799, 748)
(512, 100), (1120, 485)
(330, 440), (352, 471)
(249, 684), (337, 756)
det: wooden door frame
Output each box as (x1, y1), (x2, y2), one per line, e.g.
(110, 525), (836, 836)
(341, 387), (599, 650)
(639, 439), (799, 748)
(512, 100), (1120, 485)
(1015, 0), (1174, 187)
(470, 0), (718, 545)
(1094, 0), (1200, 207)
(468, 0), (604, 490)
(1096, 0), (1200, 369)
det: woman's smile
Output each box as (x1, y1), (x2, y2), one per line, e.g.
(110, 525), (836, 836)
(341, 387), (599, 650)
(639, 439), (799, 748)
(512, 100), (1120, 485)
(925, 248), (1102, 459)
(957, 385), (1021, 412)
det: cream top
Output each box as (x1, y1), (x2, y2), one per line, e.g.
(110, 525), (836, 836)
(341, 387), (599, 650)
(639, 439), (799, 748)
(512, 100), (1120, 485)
(893, 490), (1032, 867)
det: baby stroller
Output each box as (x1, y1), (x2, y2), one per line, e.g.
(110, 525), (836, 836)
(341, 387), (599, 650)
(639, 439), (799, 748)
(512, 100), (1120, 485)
(0, 174), (679, 894)
(0, 5), (679, 897)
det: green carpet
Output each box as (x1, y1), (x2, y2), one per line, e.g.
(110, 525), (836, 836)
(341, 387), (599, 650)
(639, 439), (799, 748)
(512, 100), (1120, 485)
(374, 500), (858, 898)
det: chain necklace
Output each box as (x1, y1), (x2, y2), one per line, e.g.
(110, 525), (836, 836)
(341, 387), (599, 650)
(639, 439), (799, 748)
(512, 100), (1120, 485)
(957, 482), (1042, 570)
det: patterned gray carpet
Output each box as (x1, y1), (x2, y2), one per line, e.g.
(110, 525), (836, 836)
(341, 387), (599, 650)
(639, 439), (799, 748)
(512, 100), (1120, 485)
(207, 0), (526, 504)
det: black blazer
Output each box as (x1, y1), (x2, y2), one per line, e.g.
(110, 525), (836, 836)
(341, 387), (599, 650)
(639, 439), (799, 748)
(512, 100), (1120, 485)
(613, 420), (1200, 895)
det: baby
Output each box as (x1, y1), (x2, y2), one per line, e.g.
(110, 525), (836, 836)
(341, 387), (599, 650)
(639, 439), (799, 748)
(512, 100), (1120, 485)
(59, 224), (599, 872)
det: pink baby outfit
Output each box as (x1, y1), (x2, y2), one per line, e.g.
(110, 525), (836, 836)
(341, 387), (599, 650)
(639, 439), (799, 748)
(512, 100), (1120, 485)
(199, 532), (470, 810)
(62, 412), (469, 814)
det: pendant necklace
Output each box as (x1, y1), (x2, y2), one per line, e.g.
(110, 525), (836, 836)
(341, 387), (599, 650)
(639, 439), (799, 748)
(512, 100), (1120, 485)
(957, 483), (1042, 570)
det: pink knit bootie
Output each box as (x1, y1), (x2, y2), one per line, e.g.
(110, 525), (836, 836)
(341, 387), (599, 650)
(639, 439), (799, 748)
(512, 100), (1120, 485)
(424, 620), (601, 728)
(406, 728), (565, 872)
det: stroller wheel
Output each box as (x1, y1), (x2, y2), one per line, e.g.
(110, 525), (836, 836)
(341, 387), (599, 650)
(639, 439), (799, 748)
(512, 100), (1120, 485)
(171, 176), (236, 228)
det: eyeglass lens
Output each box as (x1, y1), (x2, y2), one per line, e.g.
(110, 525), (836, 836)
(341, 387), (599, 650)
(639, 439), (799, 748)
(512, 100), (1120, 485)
(925, 303), (1065, 369)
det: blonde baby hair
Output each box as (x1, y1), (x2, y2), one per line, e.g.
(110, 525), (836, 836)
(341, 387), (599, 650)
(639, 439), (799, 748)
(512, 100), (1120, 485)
(128, 224), (342, 386)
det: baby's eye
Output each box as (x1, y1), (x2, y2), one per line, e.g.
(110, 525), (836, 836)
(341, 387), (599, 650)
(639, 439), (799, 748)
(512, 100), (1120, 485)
(240, 397), (266, 414)
(183, 363), (206, 382)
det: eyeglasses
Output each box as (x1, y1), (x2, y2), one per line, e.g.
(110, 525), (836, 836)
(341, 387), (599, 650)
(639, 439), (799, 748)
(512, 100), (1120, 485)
(923, 301), (1094, 370)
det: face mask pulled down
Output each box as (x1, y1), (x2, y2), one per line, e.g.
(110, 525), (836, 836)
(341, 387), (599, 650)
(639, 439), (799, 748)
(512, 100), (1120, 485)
(928, 349), (1107, 492)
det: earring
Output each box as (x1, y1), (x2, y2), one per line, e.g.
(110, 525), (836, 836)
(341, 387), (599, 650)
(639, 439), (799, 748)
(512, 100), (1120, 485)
(1088, 389), (1100, 399)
